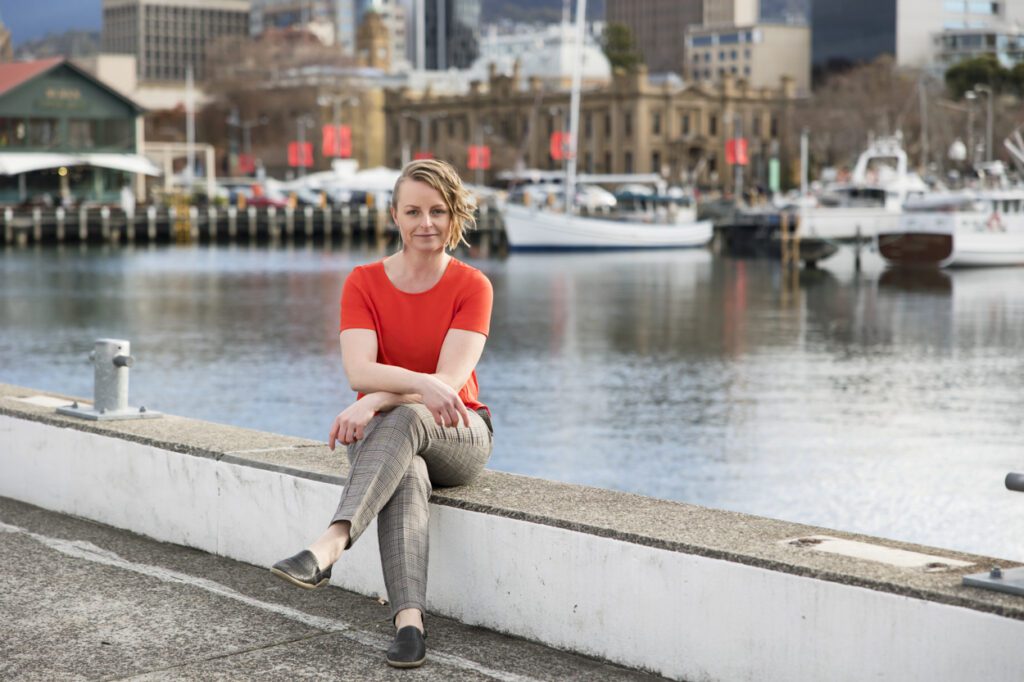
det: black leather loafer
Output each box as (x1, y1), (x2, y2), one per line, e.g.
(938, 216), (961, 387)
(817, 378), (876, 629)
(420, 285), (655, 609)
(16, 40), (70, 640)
(386, 625), (427, 668)
(270, 550), (332, 589)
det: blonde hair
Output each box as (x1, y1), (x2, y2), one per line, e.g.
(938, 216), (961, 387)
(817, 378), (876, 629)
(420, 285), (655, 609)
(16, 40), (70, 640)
(391, 159), (477, 250)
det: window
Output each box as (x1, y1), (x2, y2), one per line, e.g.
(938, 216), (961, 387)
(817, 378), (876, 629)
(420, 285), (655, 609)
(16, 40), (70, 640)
(585, 112), (592, 138)
(709, 114), (718, 137)
(752, 115), (761, 137)
(730, 50), (737, 60)
(652, 151), (661, 173)
(719, 50), (725, 60)
(624, 112), (632, 137)
(682, 112), (691, 135)
(447, 119), (454, 136)
(770, 115), (779, 138)
(604, 151), (611, 172)
(27, 118), (59, 148)
(624, 151), (633, 173)
(652, 111), (661, 135)
(691, 35), (713, 47)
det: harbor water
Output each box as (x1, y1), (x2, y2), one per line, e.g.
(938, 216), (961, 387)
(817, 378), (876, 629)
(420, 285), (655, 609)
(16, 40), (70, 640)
(1, 242), (1022, 561)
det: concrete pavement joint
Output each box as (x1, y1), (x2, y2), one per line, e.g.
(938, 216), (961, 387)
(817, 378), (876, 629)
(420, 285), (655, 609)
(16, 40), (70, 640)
(0, 520), (541, 682)
(100, 631), (335, 681)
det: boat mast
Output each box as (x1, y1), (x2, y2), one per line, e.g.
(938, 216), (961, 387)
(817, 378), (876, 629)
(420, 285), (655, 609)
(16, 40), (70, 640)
(565, 0), (587, 215)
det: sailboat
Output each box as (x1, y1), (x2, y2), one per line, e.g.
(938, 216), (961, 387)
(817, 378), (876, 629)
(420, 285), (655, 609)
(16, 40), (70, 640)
(500, 0), (713, 251)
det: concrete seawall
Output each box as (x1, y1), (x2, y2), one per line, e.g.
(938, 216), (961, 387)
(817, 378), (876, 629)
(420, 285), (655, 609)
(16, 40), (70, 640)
(2, 381), (1023, 681)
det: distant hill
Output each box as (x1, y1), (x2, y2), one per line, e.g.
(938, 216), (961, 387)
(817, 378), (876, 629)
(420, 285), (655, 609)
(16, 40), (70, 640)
(14, 30), (100, 61)
(482, 0), (605, 24)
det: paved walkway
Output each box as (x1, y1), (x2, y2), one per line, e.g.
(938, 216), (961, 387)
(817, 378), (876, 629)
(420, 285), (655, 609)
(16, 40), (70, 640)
(0, 496), (665, 681)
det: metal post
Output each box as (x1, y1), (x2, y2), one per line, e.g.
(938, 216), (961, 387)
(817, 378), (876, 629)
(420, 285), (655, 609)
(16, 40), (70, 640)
(228, 206), (238, 238)
(56, 207), (65, 242)
(323, 205), (332, 238)
(78, 206), (88, 241)
(285, 205), (295, 236)
(247, 206), (257, 238)
(342, 204), (352, 237)
(304, 205), (314, 237)
(101, 206), (111, 241)
(268, 206), (279, 239)
(208, 207), (218, 240)
(147, 206), (157, 240)
(799, 129), (809, 198)
(189, 206), (199, 240)
(32, 208), (42, 243)
(125, 207), (136, 242)
(3, 207), (11, 244)
(56, 339), (161, 421)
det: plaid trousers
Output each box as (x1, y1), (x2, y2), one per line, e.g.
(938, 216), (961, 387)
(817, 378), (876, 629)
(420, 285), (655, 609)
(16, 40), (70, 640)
(330, 403), (493, 621)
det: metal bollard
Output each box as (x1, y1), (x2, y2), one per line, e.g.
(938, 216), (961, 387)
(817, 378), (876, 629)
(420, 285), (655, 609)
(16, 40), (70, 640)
(101, 206), (111, 241)
(247, 206), (257, 238)
(32, 207), (42, 242)
(304, 205), (314, 237)
(56, 339), (161, 421)
(125, 208), (136, 242)
(78, 206), (88, 241)
(323, 206), (332, 238)
(56, 207), (66, 242)
(208, 207), (218, 240)
(268, 206), (279, 239)
(147, 206), (157, 240)
(228, 206), (238, 238)
(285, 206), (295, 237)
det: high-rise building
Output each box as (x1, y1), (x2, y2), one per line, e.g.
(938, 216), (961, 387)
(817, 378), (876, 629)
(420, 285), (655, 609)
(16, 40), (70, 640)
(704, 0), (760, 28)
(814, 0), (1023, 73)
(605, 0), (703, 74)
(406, 0), (481, 70)
(686, 22), (809, 93)
(251, 0), (360, 55)
(102, 0), (251, 83)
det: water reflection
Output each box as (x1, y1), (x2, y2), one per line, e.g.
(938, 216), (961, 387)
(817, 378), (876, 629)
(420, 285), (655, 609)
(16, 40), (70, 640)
(1, 245), (1022, 561)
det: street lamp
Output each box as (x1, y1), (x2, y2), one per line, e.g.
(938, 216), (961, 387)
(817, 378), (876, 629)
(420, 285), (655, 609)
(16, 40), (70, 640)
(296, 115), (316, 178)
(400, 111), (447, 166)
(227, 111), (269, 176)
(317, 94), (360, 160)
(969, 84), (994, 164)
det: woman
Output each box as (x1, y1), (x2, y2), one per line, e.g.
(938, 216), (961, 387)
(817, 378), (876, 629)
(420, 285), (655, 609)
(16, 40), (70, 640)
(270, 158), (494, 669)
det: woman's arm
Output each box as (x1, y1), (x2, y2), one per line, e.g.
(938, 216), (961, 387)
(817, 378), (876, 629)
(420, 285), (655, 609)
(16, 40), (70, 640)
(339, 328), (487, 427)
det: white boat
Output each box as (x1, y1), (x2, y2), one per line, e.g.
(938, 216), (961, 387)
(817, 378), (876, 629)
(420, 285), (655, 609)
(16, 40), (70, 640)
(798, 136), (929, 241)
(502, 201), (712, 250)
(878, 191), (1024, 268)
(498, 0), (712, 252)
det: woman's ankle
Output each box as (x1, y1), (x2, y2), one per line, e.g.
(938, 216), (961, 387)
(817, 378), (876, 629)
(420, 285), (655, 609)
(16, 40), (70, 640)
(394, 608), (423, 633)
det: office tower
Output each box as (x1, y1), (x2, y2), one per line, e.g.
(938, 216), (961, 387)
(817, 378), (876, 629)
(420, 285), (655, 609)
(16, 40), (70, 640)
(102, 0), (252, 82)
(606, 0), (703, 74)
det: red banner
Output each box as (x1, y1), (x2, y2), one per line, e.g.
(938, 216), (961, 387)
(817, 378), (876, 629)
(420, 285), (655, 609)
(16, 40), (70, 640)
(288, 141), (313, 168)
(725, 138), (748, 166)
(549, 131), (569, 161)
(413, 151), (434, 160)
(322, 124), (352, 158)
(467, 145), (491, 170)
(237, 153), (255, 175)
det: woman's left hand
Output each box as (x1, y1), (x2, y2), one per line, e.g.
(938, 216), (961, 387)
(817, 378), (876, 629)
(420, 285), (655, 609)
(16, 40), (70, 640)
(328, 396), (378, 449)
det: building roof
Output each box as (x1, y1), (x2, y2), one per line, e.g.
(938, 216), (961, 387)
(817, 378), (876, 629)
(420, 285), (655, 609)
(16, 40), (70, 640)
(0, 57), (146, 113)
(0, 57), (64, 97)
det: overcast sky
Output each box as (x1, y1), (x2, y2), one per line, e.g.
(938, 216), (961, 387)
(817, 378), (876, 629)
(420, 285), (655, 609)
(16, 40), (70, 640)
(0, 0), (101, 45)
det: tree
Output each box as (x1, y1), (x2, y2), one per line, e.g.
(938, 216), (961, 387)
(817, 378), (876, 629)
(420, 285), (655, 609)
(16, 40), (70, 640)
(945, 54), (1004, 99)
(602, 22), (643, 72)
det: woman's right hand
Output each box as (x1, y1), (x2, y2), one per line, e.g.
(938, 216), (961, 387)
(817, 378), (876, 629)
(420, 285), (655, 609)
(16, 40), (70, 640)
(418, 374), (471, 428)
(328, 396), (378, 450)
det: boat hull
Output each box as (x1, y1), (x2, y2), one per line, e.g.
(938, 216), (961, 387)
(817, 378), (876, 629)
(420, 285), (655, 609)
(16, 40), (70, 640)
(798, 207), (900, 241)
(879, 212), (1024, 268)
(502, 204), (712, 250)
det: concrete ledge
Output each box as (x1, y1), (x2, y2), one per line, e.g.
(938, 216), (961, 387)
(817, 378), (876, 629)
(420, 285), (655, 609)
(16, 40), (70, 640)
(2, 381), (1024, 681)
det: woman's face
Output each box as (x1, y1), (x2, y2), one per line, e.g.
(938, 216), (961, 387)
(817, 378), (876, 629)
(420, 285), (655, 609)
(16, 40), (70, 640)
(392, 179), (451, 254)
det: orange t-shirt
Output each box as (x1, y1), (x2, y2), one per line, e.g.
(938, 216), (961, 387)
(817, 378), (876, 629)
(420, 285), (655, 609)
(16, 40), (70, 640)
(339, 258), (493, 412)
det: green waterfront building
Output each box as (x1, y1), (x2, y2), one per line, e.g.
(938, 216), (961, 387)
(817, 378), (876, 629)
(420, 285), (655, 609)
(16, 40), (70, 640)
(0, 57), (158, 205)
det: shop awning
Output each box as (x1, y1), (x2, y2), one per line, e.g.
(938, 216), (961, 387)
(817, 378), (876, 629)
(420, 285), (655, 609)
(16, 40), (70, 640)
(82, 153), (162, 177)
(0, 152), (163, 177)
(0, 153), (78, 175)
